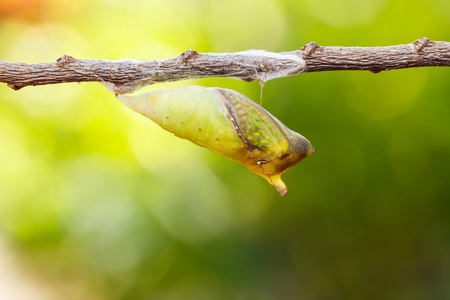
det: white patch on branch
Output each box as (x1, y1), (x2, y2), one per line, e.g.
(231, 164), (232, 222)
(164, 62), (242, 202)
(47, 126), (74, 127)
(235, 49), (306, 82)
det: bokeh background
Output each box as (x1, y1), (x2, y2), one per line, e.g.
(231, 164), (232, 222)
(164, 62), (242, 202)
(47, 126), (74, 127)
(0, 0), (449, 299)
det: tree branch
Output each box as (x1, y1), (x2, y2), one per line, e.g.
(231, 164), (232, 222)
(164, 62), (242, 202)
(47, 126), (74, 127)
(0, 37), (448, 94)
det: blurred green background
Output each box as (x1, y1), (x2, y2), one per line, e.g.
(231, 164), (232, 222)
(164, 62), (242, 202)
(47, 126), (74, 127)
(0, 0), (449, 299)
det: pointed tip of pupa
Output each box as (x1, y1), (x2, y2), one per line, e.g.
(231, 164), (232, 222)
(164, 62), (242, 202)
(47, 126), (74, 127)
(275, 185), (288, 197)
(269, 173), (288, 197)
(116, 94), (146, 114)
(116, 94), (133, 106)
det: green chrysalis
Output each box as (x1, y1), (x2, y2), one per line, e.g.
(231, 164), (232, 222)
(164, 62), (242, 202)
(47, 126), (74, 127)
(117, 86), (314, 196)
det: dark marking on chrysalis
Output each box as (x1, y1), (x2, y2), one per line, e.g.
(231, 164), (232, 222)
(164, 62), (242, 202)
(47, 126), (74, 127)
(225, 103), (256, 151)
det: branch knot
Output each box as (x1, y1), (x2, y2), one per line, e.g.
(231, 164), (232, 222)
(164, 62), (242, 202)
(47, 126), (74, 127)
(178, 49), (199, 64)
(57, 55), (78, 67)
(413, 37), (431, 53)
(300, 42), (319, 57)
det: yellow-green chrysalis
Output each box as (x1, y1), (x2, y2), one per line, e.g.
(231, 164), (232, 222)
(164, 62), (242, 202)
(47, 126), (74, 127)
(117, 86), (314, 196)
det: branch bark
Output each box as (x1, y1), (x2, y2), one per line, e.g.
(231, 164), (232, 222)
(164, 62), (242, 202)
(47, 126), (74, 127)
(0, 37), (448, 94)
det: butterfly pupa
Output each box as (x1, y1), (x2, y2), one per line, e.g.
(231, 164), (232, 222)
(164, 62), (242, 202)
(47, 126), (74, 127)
(117, 86), (314, 196)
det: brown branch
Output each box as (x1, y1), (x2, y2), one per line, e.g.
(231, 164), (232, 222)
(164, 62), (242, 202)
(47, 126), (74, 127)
(0, 37), (448, 94)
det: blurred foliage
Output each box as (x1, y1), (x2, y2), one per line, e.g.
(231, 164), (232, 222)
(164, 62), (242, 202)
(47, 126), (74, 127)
(0, 0), (449, 299)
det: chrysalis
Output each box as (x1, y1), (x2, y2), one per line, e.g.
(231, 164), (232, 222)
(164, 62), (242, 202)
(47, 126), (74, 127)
(117, 86), (314, 196)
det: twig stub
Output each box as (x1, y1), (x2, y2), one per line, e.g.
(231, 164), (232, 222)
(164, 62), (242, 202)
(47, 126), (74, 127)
(413, 37), (431, 53)
(300, 42), (320, 57)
